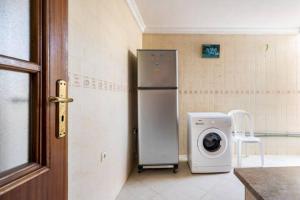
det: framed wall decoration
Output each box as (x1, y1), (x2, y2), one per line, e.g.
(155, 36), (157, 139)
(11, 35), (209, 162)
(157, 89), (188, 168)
(202, 44), (220, 58)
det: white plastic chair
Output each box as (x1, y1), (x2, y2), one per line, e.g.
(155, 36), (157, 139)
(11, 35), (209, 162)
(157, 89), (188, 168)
(228, 110), (264, 167)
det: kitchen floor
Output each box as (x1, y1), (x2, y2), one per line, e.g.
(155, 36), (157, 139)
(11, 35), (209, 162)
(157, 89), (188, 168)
(116, 155), (300, 200)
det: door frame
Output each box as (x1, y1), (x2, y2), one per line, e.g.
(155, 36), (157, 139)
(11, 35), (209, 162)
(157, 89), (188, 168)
(0, 0), (68, 199)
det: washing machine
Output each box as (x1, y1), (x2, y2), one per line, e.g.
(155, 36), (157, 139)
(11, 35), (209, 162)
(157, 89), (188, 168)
(188, 112), (232, 173)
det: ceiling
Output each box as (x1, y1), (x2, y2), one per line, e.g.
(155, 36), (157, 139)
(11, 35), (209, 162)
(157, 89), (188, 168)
(130, 0), (300, 34)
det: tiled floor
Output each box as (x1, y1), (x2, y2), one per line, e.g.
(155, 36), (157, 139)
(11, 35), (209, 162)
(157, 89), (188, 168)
(116, 155), (300, 200)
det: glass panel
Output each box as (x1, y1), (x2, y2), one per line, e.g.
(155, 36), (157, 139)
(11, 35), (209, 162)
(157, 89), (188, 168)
(0, 70), (30, 173)
(203, 133), (222, 152)
(0, 0), (31, 60)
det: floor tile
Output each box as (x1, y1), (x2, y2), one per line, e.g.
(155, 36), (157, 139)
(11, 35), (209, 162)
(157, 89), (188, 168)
(117, 155), (300, 200)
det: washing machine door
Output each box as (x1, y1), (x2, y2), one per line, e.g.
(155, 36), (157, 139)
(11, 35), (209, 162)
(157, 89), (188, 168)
(197, 128), (228, 158)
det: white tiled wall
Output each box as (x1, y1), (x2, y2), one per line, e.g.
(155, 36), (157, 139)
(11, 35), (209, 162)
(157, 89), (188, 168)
(143, 34), (300, 155)
(68, 0), (142, 200)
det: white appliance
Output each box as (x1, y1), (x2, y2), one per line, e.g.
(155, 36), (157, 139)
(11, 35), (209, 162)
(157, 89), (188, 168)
(188, 112), (232, 173)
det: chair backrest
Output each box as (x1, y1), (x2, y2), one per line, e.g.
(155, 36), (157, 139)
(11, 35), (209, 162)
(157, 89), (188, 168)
(228, 110), (254, 137)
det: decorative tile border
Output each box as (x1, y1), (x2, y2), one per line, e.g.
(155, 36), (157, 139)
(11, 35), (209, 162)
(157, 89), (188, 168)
(71, 73), (81, 87)
(178, 89), (300, 95)
(69, 72), (129, 92)
(69, 72), (300, 95)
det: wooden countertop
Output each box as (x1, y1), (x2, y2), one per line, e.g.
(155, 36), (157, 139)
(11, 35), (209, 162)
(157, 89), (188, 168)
(234, 167), (300, 200)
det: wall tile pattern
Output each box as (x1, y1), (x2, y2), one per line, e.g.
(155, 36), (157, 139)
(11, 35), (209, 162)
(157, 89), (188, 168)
(69, 72), (130, 92)
(143, 34), (300, 155)
(68, 0), (142, 200)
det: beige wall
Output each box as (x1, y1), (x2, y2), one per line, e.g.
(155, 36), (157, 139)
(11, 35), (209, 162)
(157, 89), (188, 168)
(68, 1), (141, 200)
(143, 34), (300, 155)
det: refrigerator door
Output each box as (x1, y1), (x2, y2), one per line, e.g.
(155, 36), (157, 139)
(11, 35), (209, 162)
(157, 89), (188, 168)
(138, 89), (178, 165)
(138, 50), (178, 88)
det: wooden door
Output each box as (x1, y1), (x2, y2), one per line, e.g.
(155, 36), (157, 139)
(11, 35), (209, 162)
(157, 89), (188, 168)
(0, 0), (68, 199)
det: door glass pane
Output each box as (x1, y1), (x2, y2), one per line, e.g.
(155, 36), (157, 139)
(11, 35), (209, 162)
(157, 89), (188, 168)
(0, 70), (30, 173)
(0, 0), (31, 60)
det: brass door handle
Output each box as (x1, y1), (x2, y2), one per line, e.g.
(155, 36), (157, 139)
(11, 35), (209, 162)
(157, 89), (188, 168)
(49, 96), (74, 103)
(49, 80), (73, 138)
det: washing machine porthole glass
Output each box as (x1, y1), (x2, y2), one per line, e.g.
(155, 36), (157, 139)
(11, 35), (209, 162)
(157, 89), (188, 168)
(202, 132), (222, 152)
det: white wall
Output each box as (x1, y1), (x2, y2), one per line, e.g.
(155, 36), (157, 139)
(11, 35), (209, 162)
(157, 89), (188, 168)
(68, 1), (142, 199)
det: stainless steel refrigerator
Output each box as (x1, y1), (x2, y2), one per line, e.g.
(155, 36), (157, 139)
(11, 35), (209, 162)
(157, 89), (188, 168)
(137, 49), (179, 173)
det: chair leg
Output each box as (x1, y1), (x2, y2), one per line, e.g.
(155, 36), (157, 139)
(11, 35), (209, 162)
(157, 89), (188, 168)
(259, 141), (264, 167)
(235, 141), (238, 166)
(237, 141), (242, 167)
(245, 143), (248, 157)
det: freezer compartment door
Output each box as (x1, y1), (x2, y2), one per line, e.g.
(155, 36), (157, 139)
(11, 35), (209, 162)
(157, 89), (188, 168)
(138, 50), (178, 88)
(138, 90), (179, 165)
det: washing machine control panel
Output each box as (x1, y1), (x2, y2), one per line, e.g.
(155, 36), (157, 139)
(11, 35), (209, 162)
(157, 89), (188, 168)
(194, 119), (223, 125)
(195, 120), (205, 125)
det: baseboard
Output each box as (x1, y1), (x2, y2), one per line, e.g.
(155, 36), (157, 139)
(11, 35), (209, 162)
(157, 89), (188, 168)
(179, 154), (188, 162)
